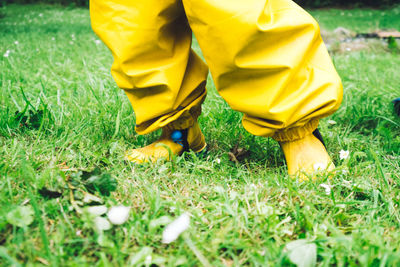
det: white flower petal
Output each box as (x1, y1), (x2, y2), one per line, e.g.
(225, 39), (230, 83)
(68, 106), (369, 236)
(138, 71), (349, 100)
(95, 40), (101, 45)
(339, 150), (349, 160)
(162, 213), (190, 244)
(145, 255), (152, 265)
(107, 205), (130, 225)
(94, 216), (111, 231)
(327, 119), (337, 125)
(14, 41), (19, 45)
(320, 184), (332, 195)
(282, 229), (293, 236)
(229, 190), (238, 200)
(213, 186), (225, 194)
(313, 162), (327, 171)
(342, 179), (352, 187)
(86, 205), (108, 216)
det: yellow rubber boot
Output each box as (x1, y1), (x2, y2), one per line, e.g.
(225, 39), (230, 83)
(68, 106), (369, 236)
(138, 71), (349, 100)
(279, 130), (335, 181)
(125, 122), (206, 164)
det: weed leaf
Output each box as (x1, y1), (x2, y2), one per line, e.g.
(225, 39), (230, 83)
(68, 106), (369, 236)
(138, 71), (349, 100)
(38, 187), (62, 199)
(97, 232), (115, 248)
(85, 173), (117, 196)
(6, 206), (34, 228)
(94, 216), (111, 231)
(13, 108), (52, 130)
(70, 168), (117, 196)
(285, 239), (317, 267)
(81, 167), (102, 181)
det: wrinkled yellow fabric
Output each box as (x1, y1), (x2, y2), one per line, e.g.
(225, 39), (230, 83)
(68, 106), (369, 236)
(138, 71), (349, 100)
(90, 0), (343, 141)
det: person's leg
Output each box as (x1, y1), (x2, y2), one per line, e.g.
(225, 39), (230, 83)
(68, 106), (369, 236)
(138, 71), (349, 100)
(90, 0), (208, 163)
(184, 0), (342, 178)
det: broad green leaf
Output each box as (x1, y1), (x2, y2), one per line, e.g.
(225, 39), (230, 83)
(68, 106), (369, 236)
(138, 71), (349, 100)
(81, 168), (102, 181)
(285, 239), (317, 267)
(70, 168), (118, 196)
(94, 216), (111, 231)
(6, 206), (34, 228)
(85, 173), (117, 196)
(97, 232), (114, 248)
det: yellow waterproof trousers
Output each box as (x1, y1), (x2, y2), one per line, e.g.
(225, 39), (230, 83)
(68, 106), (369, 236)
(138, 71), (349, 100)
(90, 0), (343, 141)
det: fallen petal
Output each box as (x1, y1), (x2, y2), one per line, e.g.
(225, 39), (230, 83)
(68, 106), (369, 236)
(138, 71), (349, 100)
(162, 213), (190, 244)
(320, 184), (332, 195)
(87, 205), (108, 216)
(94, 216), (111, 231)
(107, 205), (130, 225)
(339, 150), (350, 160)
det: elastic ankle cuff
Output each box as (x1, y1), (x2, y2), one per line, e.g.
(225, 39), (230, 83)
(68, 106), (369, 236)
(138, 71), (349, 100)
(272, 119), (319, 142)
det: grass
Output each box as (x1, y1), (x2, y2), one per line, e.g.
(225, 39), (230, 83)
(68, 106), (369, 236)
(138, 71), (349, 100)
(309, 6), (400, 31)
(1, 3), (400, 266)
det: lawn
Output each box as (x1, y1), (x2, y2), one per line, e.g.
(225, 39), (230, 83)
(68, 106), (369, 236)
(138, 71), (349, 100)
(1, 4), (400, 266)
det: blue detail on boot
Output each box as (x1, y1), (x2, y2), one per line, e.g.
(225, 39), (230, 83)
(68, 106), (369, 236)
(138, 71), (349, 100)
(171, 130), (183, 141)
(171, 130), (184, 147)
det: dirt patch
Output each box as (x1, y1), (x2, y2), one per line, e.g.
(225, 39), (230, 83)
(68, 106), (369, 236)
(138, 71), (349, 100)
(321, 28), (400, 54)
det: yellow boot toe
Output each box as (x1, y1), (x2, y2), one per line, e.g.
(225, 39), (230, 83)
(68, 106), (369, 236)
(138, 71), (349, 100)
(125, 122), (206, 164)
(125, 139), (184, 164)
(280, 131), (335, 181)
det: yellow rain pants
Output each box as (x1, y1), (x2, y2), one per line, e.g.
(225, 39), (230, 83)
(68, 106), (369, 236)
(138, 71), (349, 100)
(90, 0), (343, 142)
